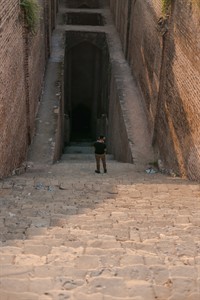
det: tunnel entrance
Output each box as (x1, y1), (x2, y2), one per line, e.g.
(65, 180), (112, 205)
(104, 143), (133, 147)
(64, 31), (110, 144)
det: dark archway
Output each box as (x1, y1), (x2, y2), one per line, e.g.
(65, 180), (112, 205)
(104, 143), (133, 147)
(65, 40), (102, 142)
(70, 41), (101, 141)
(64, 31), (110, 146)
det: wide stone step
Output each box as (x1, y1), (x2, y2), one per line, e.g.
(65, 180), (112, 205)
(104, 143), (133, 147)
(64, 145), (94, 154)
(61, 153), (114, 161)
(62, 141), (115, 161)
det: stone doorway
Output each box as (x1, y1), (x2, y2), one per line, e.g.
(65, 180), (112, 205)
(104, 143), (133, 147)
(64, 31), (110, 144)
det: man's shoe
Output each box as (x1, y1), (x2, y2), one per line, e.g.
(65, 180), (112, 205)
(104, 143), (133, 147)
(104, 169), (107, 173)
(95, 170), (100, 174)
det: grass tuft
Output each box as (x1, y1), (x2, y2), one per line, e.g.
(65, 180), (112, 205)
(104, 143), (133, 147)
(161, 0), (172, 15)
(20, 0), (40, 33)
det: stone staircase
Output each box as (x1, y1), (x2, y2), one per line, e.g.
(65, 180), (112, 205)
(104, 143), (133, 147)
(63, 142), (114, 162)
(0, 155), (199, 300)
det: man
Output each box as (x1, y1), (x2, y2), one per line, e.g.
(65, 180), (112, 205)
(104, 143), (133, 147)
(94, 135), (107, 174)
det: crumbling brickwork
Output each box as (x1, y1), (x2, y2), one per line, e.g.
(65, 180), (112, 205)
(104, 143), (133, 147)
(0, 0), (58, 178)
(110, 0), (200, 180)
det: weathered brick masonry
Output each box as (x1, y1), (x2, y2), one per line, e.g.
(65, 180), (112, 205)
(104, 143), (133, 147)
(0, 0), (57, 178)
(0, 0), (27, 178)
(110, 0), (200, 181)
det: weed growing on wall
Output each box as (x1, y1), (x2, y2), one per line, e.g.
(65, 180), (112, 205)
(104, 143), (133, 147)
(161, 0), (172, 15)
(20, 0), (40, 33)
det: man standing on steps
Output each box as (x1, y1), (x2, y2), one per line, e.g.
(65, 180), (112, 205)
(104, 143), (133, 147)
(94, 135), (107, 174)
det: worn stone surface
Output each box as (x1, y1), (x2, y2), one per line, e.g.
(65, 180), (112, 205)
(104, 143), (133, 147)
(0, 157), (199, 299)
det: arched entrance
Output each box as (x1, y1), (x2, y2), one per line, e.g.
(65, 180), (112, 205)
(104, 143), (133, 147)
(64, 31), (110, 146)
(65, 40), (101, 142)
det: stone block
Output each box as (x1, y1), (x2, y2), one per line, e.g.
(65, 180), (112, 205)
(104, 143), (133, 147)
(74, 255), (100, 269)
(116, 265), (151, 281)
(150, 265), (169, 284)
(153, 285), (171, 300)
(54, 276), (84, 290)
(169, 266), (197, 278)
(0, 254), (15, 264)
(0, 265), (33, 278)
(15, 254), (46, 265)
(87, 277), (129, 297)
(24, 245), (50, 256)
(0, 278), (29, 293)
(126, 280), (155, 299)
(0, 246), (23, 255)
(29, 278), (53, 294)
(120, 255), (144, 266)
(0, 291), (38, 300)
(171, 277), (197, 295)
(74, 292), (104, 300)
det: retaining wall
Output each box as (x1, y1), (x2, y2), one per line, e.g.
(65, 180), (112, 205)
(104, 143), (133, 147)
(110, 0), (200, 180)
(0, 0), (58, 178)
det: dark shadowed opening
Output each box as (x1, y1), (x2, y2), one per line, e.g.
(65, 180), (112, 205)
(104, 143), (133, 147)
(64, 31), (110, 146)
(71, 104), (91, 140)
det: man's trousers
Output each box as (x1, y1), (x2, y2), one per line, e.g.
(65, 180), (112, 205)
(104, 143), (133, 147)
(95, 154), (106, 172)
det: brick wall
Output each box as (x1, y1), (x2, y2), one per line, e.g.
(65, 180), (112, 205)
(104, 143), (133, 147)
(0, 0), (27, 178)
(110, 0), (164, 135)
(0, 0), (58, 178)
(156, 0), (200, 180)
(110, 0), (200, 180)
(26, 1), (47, 139)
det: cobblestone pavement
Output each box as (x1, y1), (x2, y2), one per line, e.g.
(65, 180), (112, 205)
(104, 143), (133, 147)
(0, 158), (200, 300)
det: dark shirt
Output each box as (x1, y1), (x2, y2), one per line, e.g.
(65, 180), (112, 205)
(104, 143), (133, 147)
(94, 141), (106, 155)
